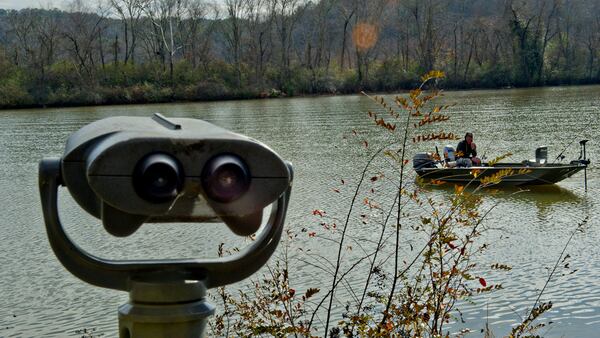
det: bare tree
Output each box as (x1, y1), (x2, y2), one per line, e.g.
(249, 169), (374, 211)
(534, 0), (560, 83)
(395, 1), (410, 71)
(223, 0), (245, 87)
(268, 0), (304, 86)
(297, 0), (337, 92)
(110, 0), (146, 63)
(405, 0), (446, 73)
(178, 0), (216, 69)
(6, 8), (61, 83)
(337, 0), (355, 69)
(244, 0), (272, 87)
(143, 0), (187, 83)
(311, 0), (336, 70)
(582, 1), (600, 79)
(63, 0), (110, 78)
(351, 0), (386, 84)
(506, 0), (559, 85)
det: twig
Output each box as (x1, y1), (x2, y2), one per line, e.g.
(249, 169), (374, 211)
(309, 253), (376, 331)
(526, 216), (589, 321)
(322, 145), (387, 337)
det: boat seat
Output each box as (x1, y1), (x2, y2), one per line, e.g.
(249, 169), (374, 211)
(529, 146), (548, 165)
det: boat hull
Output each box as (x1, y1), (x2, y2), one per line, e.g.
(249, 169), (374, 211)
(415, 163), (586, 186)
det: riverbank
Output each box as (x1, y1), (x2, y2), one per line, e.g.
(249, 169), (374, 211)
(3, 79), (600, 111)
(3, 53), (600, 110)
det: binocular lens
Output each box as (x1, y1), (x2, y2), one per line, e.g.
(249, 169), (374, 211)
(202, 154), (250, 203)
(134, 153), (183, 202)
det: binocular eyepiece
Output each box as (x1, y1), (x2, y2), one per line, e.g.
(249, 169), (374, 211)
(133, 153), (252, 204)
(201, 154), (251, 203)
(59, 114), (292, 237)
(133, 153), (184, 203)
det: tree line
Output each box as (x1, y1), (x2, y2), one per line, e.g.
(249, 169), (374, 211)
(1, 0), (600, 108)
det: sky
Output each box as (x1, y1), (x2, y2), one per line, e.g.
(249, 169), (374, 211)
(0, 0), (226, 12)
(0, 0), (64, 10)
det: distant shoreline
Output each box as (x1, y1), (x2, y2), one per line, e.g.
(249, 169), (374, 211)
(3, 82), (599, 111)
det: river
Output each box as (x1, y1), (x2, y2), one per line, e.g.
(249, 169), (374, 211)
(0, 85), (599, 337)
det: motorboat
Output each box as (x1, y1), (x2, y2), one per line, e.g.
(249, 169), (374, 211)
(412, 140), (590, 187)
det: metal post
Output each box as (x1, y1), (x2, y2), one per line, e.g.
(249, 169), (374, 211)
(583, 141), (588, 192)
(580, 140), (589, 192)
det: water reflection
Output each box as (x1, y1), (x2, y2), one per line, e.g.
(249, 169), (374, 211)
(417, 180), (582, 219)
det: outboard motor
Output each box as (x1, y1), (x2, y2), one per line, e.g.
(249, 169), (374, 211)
(413, 152), (435, 170)
(535, 146), (548, 164)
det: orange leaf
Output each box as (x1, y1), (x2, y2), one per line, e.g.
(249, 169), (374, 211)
(385, 320), (393, 331)
(312, 209), (325, 217)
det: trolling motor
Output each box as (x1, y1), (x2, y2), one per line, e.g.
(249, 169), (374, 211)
(555, 138), (591, 191)
(568, 139), (591, 191)
(39, 114), (293, 337)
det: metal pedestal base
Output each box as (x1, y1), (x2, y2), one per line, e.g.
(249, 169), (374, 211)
(118, 278), (215, 338)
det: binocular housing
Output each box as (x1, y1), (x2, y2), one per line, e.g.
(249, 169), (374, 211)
(39, 114), (293, 337)
(61, 114), (291, 237)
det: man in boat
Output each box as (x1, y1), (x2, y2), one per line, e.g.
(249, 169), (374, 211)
(456, 132), (481, 166)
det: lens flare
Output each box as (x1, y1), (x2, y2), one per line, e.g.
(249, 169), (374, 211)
(352, 22), (378, 51)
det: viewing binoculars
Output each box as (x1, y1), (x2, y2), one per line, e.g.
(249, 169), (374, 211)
(39, 114), (293, 337)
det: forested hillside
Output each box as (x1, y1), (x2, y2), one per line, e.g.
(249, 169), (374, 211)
(1, 0), (599, 108)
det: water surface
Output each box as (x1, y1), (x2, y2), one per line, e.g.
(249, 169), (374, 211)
(0, 85), (598, 337)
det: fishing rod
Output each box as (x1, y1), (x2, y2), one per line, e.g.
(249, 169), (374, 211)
(478, 137), (495, 163)
(552, 129), (591, 164)
(550, 128), (591, 191)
